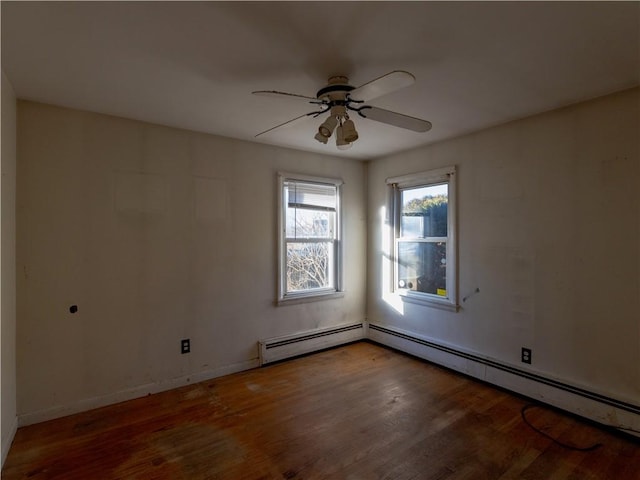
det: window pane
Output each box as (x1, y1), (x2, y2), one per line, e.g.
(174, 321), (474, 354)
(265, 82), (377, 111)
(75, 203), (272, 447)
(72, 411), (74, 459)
(397, 241), (447, 296)
(286, 207), (334, 238)
(401, 184), (448, 238)
(286, 242), (333, 291)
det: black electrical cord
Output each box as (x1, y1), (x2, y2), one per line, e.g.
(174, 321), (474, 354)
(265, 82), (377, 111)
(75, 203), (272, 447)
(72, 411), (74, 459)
(521, 404), (603, 451)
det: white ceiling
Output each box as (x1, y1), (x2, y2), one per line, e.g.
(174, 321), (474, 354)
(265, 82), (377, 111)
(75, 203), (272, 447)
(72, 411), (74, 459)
(2, 1), (639, 160)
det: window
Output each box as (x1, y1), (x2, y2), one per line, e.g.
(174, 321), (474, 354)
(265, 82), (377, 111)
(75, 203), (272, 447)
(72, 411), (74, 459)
(278, 173), (342, 303)
(387, 166), (457, 310)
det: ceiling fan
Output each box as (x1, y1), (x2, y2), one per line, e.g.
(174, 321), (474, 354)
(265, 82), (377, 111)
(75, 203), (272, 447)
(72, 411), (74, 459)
(252, 70), (432, 150)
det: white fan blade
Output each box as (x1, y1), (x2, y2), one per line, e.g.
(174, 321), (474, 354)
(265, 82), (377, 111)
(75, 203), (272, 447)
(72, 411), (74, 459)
(252, 90), (318, 101)
(358, 106), (432, 132)
(349, 71), (415, 102)
(255, 112), (312, 137)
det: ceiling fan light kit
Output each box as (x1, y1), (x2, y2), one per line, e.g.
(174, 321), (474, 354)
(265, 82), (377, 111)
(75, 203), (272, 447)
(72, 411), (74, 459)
(315, 103), (356, 148)
(341, 118), (358, 143)
(318, 115), (339, 139)
(314, 131), (329, 144)
(335, 125), (351, 150)
(253, 70), (432, 150)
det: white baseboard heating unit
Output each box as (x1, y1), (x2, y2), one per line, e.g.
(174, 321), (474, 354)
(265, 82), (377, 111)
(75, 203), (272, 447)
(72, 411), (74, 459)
(258, 322), (365, 365)
(368, 322), (640, 438)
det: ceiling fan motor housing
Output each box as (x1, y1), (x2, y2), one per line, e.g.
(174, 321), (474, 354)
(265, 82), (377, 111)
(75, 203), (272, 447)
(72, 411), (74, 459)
(316, 75), (355, 102)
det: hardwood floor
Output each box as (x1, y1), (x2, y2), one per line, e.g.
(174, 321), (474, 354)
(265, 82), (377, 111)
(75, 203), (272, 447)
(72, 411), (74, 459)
(3, 341), (639, 479)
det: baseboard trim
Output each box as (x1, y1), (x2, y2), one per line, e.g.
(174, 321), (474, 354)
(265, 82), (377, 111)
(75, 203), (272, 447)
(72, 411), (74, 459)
(368, 322), (640, 437)
(259, 322), (365, 365)
(1, 415), (18, 468)
(17, 359), (259, 427)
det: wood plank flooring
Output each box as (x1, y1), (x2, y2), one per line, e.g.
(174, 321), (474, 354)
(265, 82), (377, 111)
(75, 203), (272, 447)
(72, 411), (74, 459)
(3, 341), (639, 479)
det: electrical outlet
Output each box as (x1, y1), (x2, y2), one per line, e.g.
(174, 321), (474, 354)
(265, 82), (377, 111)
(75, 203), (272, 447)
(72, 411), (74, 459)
(521, 347), (531, 364)
(181, 339), (190, 354)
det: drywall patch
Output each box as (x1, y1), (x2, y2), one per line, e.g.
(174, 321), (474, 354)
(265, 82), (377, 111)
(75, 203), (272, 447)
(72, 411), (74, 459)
(194, 176), (228, 223)
(114, 172), (166, 214)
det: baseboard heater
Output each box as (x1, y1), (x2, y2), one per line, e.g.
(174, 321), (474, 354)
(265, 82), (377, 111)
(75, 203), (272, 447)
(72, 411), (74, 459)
(259, 322), (365, 366)
(368, 323), (640, 437)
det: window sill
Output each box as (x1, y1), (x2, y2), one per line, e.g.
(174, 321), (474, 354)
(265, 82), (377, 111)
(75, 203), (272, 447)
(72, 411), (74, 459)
(398, 291), (459, 312)
(277, 291), (345, 306)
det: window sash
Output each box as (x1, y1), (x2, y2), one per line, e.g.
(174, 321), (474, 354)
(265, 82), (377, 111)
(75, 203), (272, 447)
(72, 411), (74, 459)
(284, 240), (337, 294)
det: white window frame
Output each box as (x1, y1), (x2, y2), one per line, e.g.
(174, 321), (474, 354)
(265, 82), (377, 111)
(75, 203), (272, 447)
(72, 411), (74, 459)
(387, 165), (458, 311)
(277, 172), (343, 304)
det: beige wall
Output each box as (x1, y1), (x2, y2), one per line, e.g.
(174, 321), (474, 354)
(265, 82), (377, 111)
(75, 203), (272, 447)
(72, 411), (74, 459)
(1, 71), (18, 463)
(16, 102), (367, 422)
(367, 88), (640, 403)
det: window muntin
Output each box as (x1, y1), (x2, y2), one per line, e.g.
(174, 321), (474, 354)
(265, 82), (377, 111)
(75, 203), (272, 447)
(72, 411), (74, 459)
(388, 166), (457, 310)
(279, 174), (342, 302)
